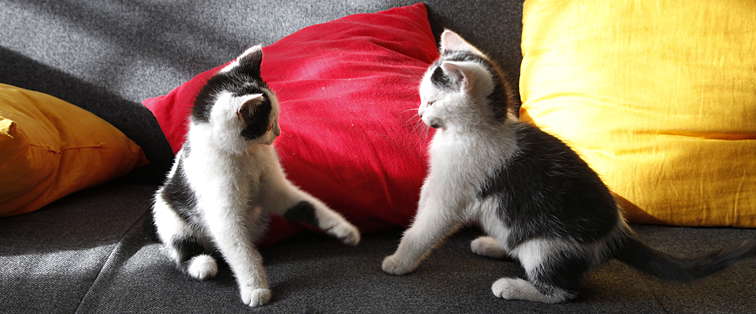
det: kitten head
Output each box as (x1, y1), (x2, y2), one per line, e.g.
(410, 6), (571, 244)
(418, 30), (515, 131)
(191, 45), (281, 152)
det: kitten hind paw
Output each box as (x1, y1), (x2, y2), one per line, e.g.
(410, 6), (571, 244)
(241, 288), (272, 307)
(471, 236), (507, 259)
(492, 277), (570, 303)
(492, 278), (527, 300)
(186, 254), (218, 280)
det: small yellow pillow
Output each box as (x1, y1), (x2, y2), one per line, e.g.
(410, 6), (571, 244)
(520, 0), (756, 227)
(0, 83), (149, 217)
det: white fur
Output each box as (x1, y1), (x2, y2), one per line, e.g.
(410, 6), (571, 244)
(187, 254), (218, 280)
(471, 236), (507, 259)
(382, 30), (622, 303)
(153, 53), (360, 307)
(383, 30), (519, 276)
(492, 278), (570, 304)
(381, 100), (519, 275)
(177, 98), (274, 307)
(184, 103), (358, 306)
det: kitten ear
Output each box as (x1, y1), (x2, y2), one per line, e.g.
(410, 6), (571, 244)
(236, 93), (265, 121)
(236, 45), (263, 76)
(238, 45), (263, 66)
(220, 45), (264, 74)
(440, 29), (482, 55)
(440, 61), (470, 91)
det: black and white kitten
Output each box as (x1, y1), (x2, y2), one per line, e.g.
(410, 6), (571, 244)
(381, 30), (756, 303)
(152, 46), (360, 307)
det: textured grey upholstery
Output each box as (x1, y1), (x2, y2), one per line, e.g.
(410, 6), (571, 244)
(1, 1), (755, 313)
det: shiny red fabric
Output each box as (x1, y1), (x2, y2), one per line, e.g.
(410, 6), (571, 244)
(143, 3), (437, 247)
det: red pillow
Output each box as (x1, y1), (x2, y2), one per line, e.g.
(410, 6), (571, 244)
(143, 3), (438, 247)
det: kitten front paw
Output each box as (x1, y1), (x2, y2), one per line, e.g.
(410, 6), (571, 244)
(381, 255), (413, 275)
(330, 222), (360, 246)
(240, 287), (272, 307)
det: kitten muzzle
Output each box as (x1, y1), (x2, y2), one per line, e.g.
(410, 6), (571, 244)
(426, 117), (442, 129)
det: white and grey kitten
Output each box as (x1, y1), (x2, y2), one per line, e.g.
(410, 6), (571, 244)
(382, 30), (756, 303)
(152, 46), (360, 307)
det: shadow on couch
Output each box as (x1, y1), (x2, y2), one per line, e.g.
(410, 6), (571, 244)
(0, 47), (173, 184)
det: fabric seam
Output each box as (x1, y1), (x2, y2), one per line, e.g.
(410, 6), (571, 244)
(73, 208), (151, 314)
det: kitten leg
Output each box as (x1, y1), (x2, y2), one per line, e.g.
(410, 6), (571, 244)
(471, 236), (508, 259)
(170, 236), (218, 280)
(262, 170), (360, 245)
(202, 203), (271, 307)
(492, 240), (584, 303)
(382, 195), (461, 275)
(153, 195), (218, 280)
(285, 197), (361, 245)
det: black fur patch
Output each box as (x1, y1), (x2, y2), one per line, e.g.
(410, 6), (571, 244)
(191, 49), (269, 124)
(237, 48), (263, 78)
(172, 236), (211, 268)
(240, 97), (272, 140)
(430, 66), (458, 90)
(161, 156), (199, 223)
(283, 201), (319, 227)
(613, 235), (756, 281)
(532, 252), (589, 298)
(478, 123), (618, 249)
(613, 235), (694, 281)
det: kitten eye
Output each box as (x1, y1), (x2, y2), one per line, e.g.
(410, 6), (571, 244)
(427, 100), (435, 107)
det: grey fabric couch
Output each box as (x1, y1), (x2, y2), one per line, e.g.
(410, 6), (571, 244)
(2, 1), (755, 313)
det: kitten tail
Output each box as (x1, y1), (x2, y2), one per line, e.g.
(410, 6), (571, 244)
(613, 235), (756, 281)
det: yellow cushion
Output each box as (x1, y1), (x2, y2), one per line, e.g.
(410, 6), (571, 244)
(519, 0), (756, 227)
(0, 83), (149, 217)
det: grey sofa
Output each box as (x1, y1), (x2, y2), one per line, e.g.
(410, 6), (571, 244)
(2, 1), (755, 313)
